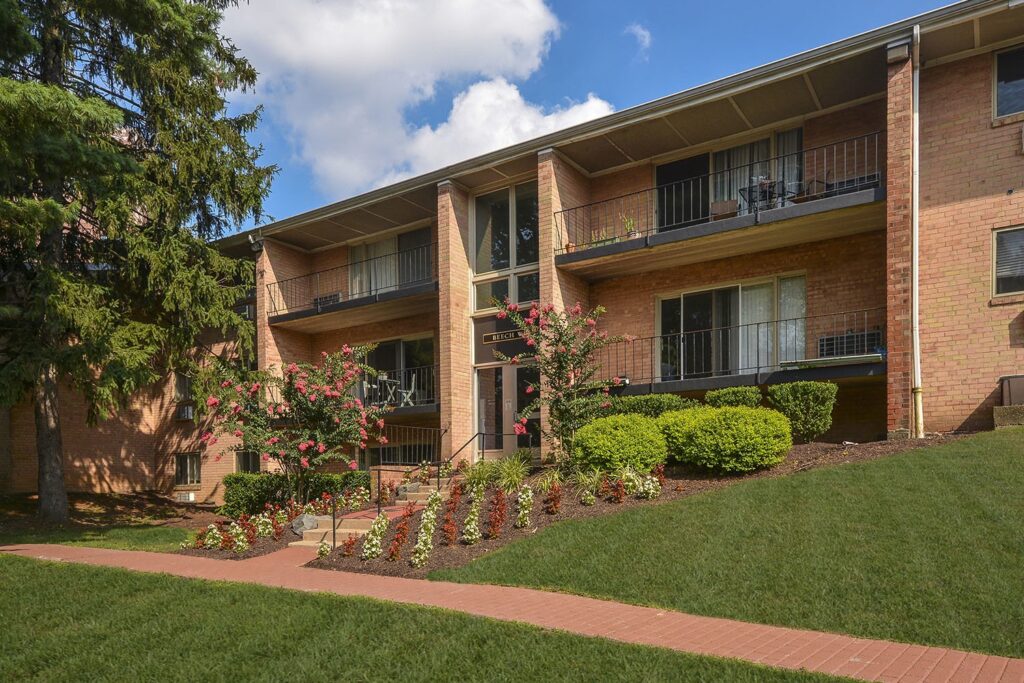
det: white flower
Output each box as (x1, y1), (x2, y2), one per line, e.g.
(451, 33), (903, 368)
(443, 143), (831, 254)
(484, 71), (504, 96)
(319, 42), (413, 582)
(515, 485), (534, 527)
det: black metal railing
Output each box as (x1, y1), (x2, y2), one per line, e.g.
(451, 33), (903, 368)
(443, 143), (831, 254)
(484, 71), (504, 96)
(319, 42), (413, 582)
(595, 308), (885, 385)
(366, 424), (448, 515)
(360, 364), (438, 408)
(266, 243), (436, 316)
(449, 431), (537, 465)
(555, 133), (883, 254)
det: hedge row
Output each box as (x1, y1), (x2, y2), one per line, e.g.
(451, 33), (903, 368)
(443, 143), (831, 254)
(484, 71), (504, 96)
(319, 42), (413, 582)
(221, 471), (371, 518)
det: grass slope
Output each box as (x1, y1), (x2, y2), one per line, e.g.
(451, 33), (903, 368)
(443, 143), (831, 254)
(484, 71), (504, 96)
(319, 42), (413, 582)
(0, 524), (190, 552)
(432, 429), (1024, 658)
(0, 556), (842, 682)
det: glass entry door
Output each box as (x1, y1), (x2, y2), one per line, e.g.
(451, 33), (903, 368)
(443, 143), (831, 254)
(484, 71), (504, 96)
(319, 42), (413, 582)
(476, 365), (540, 459)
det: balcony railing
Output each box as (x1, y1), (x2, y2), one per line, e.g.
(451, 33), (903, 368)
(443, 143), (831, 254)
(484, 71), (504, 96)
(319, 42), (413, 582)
(555, 132), (883, 254)
(361, 364), (438, 409)
(266, 243), (436, 317)
(595, 308), (885, 385)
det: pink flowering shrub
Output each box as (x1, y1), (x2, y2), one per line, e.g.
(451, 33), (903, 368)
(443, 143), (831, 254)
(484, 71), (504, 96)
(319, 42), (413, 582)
(495, 300), (625, 461)
(198, 346), (388, 502)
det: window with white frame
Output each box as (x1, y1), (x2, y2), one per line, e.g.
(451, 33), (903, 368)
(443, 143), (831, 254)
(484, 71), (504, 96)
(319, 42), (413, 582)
(175, 452), (201, 486)
(656, 275), (806, 380)
(996, 46), (1024, 118)
(995, 226), (1024, 295)
(472, 181), (539, 311)
(236, 451), (260, 474)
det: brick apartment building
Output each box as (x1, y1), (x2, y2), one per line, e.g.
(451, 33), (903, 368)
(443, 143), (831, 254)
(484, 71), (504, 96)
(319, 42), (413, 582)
(4, 0), (1024, 503)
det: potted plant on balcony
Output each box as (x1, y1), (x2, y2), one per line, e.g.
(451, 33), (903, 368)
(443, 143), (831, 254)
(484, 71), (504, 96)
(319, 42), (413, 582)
(564, 241), (576, 253)
(621, 214), (641, 240)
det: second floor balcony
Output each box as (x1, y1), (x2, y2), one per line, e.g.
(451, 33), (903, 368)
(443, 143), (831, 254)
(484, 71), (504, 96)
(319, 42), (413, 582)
(265, 243), (438, 330)
(555, 133), (885, 277)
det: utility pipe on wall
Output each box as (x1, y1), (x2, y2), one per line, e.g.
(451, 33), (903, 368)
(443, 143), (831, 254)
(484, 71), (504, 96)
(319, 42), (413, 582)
(911, 25), (925, 438)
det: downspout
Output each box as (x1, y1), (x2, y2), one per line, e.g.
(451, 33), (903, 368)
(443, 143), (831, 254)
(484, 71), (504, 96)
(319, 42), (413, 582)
(911, 25), (925, 438)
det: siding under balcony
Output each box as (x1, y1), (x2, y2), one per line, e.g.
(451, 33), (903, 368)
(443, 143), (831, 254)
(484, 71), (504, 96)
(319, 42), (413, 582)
(266, 243), (438, 332)
(555, 133), (885, 279)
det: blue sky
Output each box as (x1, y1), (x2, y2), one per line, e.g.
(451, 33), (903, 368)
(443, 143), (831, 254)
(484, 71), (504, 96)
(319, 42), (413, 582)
(223, 0), (942, 232)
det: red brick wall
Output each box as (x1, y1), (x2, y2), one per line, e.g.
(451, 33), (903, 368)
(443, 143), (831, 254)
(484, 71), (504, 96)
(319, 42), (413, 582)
(885, 55), (915, 438)
(918, 53), (1024, 431)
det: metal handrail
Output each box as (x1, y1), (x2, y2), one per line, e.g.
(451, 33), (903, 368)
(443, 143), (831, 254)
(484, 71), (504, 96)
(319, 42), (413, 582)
(595, 307), (886, 385)
(266, 242), (437, 316)
(555, 132), (883, 253)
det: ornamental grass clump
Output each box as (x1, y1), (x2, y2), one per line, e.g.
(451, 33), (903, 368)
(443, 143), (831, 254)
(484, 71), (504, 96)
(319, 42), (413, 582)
(462, 485), (483, 545)
(570, 469), (604, 506)
(360, 512), (389, 560)
(514, 485), (534, 528)
(495, 451), (531, 494)
(487, 489), (507, 539)
(410, 490), (443, 568)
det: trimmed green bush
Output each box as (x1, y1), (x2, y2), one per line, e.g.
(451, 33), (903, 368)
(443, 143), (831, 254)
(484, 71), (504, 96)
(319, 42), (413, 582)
(704, 386), (762, 408)
(658, 406), (791, 473)
(602, 393), (699, 419)
(221, 471), (370, 517)
(767, 381), (839, 443)
(572, 414), (668, 473)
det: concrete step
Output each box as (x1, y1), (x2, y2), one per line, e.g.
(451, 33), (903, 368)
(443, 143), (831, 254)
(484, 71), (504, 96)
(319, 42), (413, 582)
(301, 526), (367, 544)
(398, 489), (450, 503)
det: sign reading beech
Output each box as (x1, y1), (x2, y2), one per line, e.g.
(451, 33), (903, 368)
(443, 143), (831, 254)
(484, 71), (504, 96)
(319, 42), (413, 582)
(482, 330), (522, 345)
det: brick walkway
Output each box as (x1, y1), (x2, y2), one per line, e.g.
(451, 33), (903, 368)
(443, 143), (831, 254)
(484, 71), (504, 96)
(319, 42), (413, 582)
(3, 543), (1021, 682)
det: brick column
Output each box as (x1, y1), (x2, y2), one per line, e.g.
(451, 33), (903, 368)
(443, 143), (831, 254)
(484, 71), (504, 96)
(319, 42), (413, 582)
(437, 180), (474, 461)
(885, 52), (914, 439)
(537, 150), (593, 462)
(255, 240), (313, 372)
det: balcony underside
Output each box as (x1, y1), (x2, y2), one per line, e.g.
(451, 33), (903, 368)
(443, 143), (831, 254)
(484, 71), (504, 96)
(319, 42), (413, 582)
(619, 359), (886, 396)
(556, 189), (884, 280)
(268, 282), (438, 333)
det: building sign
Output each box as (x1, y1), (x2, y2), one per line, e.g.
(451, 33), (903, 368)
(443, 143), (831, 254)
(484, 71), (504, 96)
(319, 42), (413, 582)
(474, 316), (529, 363)
(482, 330), (522, 345)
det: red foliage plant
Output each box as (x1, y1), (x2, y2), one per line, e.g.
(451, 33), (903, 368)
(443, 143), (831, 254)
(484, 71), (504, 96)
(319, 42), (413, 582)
(386, 504), (416, 562)
(487, 489), (507, 538)
(341, 534), (358, 557)
(610, 479), (626, 504)
(652, 463), (666, 488)
(543, 483), (562, 515)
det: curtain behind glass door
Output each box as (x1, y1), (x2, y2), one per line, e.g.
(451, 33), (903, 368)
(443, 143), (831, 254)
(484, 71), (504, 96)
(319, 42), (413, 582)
(740, 283), (773, 372)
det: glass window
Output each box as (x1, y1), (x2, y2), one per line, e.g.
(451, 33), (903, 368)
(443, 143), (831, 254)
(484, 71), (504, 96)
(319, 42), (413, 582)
(515, 182), (539, 266)
(474, 189), (510, 274)
(175, 452), (200, 486)
(476, 368), (503, 450)
(475, 279), (509, 311)
(996, 227), (1024, 295)
(997, 47), (1024, 118)
(516, 272), (539, 303)
(173, 372), (191, 403)
(236, 451), (260, 474)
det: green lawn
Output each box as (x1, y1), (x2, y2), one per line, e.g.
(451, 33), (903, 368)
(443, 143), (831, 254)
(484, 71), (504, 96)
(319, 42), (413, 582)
(432, 429), (1024, 659)
(0, 556), (843, 682)
(0, 524), (190, 551)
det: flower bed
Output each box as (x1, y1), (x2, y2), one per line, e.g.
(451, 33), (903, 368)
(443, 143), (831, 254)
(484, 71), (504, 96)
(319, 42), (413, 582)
(307, 435), (962, 578)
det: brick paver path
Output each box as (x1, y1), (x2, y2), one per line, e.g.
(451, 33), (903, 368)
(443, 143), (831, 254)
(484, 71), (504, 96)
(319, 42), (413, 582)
(3, 543), (1021, 682)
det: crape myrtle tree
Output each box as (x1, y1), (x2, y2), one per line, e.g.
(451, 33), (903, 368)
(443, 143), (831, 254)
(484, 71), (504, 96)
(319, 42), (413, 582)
(198, 347), (389, 504)
(0, 2), (274, 522)
(495, 300), (626, 462)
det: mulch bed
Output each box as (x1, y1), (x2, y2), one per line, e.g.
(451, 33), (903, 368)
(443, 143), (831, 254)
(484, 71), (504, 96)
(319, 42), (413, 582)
(308, 433), (966, 579)
(177, 529), (302, 560)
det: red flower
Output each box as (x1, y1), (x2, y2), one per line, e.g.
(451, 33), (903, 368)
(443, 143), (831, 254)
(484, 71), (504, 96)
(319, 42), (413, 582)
(205, 396), (220, 408)
(298, 442), (309, 452)
(496, 311), (507, 320)
(513, 423), (527, 435)
(300, 457), (310, 469)
(525, 385), (534, 394)
(348, 461), (358, 470)
(261, 452), (270, 461)
(317, 443), (326, 453)
(233, 429), (243, 437)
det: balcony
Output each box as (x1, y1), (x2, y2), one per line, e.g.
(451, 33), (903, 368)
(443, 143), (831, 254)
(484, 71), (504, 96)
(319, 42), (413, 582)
(265, 243), (438, 332)
(596, 308), (886, 393)
(555, 133), (885, 278)
(362, 364), (439, 415)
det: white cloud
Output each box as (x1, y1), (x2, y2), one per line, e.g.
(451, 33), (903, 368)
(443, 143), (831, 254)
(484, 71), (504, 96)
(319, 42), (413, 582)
(624, 22), (652, 61)
(222, 0), (613, 197)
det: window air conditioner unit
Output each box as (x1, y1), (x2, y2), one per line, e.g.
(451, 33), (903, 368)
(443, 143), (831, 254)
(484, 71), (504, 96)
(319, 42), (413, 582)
(175, 491), (195, 503)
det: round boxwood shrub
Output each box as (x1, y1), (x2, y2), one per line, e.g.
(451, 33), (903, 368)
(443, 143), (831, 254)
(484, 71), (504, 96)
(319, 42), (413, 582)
(658, 406), (791, 473)
(572, 414), (668, 473)
(602, 393), (699, 418)
(704, 386), (762, 408)
(767, 381), (839, 443)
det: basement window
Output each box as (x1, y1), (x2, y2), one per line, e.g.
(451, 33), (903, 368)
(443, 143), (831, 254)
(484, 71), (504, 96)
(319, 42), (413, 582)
(996, 46), (1024, 118)
(995, 226), (1024, 295)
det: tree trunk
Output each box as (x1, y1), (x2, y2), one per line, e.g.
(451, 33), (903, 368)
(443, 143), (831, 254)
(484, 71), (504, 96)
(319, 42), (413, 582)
(34, 363), (69, 523)
(0, 407), (11, 491)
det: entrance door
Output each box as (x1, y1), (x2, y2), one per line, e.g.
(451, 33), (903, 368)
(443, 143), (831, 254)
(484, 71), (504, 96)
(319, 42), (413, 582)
(476, 365), (540, 459)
